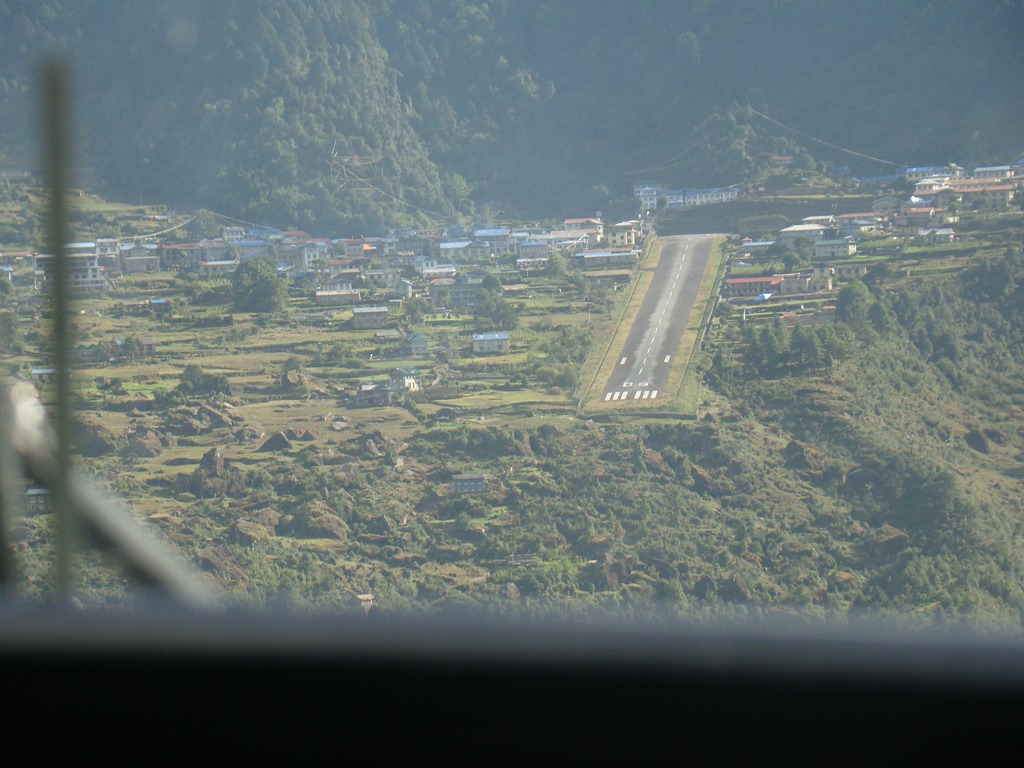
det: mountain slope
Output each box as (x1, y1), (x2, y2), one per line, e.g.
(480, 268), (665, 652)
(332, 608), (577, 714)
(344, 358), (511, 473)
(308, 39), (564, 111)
(1, 0), (1022, 229)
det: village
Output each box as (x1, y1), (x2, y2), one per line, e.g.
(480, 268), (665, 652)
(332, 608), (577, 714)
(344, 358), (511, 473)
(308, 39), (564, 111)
(1, 157), (1021, 415)
(0, 151), (1021, 619)
(644, 161), (1021, 302)
(4, 213), (646, 406)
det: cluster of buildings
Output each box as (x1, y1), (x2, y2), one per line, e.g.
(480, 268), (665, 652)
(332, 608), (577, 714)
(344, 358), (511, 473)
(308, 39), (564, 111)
(721, 160), (1023, 302)
(24, 217), (646, 303)
(638, 160), (1022, 217)
(2, 213), (647, 413)
(13, 218), (646, 401)
(633, 183), (741, 212)
(353, 367), (423, 407)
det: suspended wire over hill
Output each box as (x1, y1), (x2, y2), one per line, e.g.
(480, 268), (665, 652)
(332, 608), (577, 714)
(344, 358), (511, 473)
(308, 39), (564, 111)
(128, 216), (196, 241)
(337, 165), (452, 224)
(624, 135), (711, 177)
(746, 106), (902, 167)
(208, 210), (282, 233)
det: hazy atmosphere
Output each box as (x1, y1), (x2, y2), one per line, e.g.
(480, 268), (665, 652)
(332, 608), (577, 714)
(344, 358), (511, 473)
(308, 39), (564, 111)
(0, 1), (1023, 626)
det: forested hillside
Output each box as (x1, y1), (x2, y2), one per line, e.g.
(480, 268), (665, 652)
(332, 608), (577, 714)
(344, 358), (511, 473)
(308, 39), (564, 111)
(1, 0), (1022, 229)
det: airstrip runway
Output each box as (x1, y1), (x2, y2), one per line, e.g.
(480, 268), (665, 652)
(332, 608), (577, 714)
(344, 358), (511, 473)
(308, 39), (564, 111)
(602, 234), (715, 403)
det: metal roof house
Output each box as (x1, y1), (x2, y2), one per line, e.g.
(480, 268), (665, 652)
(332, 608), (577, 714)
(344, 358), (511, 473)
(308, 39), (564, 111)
(472, 333), (511, 354)
(351, 306), (391, 329)
(449, 473), (487, 494)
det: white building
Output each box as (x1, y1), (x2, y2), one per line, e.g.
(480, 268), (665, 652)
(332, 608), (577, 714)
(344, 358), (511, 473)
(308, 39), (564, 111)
(35, 243), (108, 291)
(814, 239), (857, 260)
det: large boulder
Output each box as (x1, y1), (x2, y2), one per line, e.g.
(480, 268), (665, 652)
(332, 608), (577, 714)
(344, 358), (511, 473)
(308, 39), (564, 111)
(258, 431), (293, 453)
(235, 425), (267, 444)
(75, 418), (122, 457)
(690, 463), (716, 492)
(199, 446), (227, 476)
(783, 439), (824, 472)
(965, 429), (990, 454)
(231, 520), (274, 546)
(644, 448), (670, 475)
(288, 500), (348, 541)
(720, 574), (752, 603)
(122, 429), (164, 458)
(192, 447), (247, 497)
(198, 403), (238, 428)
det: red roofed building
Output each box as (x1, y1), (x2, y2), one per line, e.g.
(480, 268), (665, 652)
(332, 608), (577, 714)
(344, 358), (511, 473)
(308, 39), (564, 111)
(724, 275), (784, 298)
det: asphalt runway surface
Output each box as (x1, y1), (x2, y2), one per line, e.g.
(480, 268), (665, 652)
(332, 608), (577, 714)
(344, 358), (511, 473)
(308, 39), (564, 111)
(602, 234), (715, 403)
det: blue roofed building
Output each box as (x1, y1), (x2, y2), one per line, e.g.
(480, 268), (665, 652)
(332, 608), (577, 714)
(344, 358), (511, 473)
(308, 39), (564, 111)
(472, 332), (511, 354)
(473, 228), (512, 254)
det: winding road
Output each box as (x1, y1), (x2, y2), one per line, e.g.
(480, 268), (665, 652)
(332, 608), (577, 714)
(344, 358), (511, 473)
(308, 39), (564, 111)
(602, 234), (715, 403)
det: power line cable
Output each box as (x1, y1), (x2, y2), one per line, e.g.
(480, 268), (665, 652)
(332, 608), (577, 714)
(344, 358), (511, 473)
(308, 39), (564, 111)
(341, 166), (452, 223)
(747, 106), (902, 167)
(624, 134), (711, 177)
(207, 210), (282, 232)
(129, 215), (197, 241)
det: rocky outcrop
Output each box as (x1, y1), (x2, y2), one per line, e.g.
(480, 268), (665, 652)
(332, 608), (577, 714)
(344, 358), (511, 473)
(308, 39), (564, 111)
(234, 425), (266, 444)
(258, 431), (293, 453)
(191, 447), (247, 497)
(231, 520), (274, 546)
(164, 399), (245, 436)
(643, 448), (670, 475)
(75, 419), (122, 457)
(288, 500), (348, 541)
(783, 439), (824, 472)
(965, 429), (990, 453)
(122, 429), (164, 458)
(690, 463), (716, 492)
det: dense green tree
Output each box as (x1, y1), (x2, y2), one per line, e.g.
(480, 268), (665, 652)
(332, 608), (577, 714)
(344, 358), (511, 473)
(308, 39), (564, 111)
(432, 285), (452, 308)
(475, 292), (520, 331)
(3, 1), (1022, 227)
(404, 297), (430, 324)
(481, 273), (503, 294)
(836, 280), (873, 336)
(279, 355), (303, 390)
(546, 252), (567, 278)
(790, 325), (821, 370)
(177, 363), (231, 396)
(0, 309), (21, 353)
(568, 270), (588, 298)
(231, 254), (289, 313)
